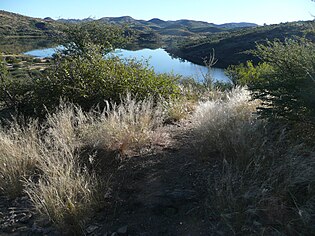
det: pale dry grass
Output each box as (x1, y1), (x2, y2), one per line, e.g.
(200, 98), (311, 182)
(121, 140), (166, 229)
(0, 121), (40, 198)
(163, 96), (195, 122)
(80, 95), (169, 157)
(193, 86), (260, 160)
(192, 87), (315, 234)
(24, 139), (101, 233)
(0, 95), (185, 233)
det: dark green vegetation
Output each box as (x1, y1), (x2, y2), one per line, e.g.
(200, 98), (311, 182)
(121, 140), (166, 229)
(228, 38), (315, 125)
(0, 20), (180, 117)
(169, 21), (315, 68)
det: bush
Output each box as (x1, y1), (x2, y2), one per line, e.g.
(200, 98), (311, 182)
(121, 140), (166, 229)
(38, 45), (180, 112)
(228, 38), (315, 124)
(60, 21), (131, 56)
(225, 61), (273, 86)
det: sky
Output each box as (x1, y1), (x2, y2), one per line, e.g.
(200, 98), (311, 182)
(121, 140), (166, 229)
(0, 0), (314, 25)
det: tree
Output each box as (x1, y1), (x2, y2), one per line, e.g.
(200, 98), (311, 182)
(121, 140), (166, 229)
(59, 21), (132, 56)
(249, 38), (315, 123)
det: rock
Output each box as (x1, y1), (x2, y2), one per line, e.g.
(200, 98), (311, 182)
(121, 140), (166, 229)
(117, 225), (128, 235)
(86, 224), (99, 234)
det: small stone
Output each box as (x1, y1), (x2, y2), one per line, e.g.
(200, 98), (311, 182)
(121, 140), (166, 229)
(86, 225), (99, 234)
(117, 225), (128, 235)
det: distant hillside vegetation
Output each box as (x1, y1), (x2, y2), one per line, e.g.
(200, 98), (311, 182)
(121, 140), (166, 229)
(0, 11), (64, 37)
(58, 16), (258, 37)
(167, 21), (315, 68)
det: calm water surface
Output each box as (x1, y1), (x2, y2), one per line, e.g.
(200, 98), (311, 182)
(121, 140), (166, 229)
(24, 47), (230, 82)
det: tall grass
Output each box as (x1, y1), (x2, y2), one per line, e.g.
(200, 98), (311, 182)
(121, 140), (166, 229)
(80, 95), (169, 157)
(193, 86), (260, 161)
(24, 140), (101, 233)
(0, 120), (40, 198)
(193, 86), (315, 234)
(0, 95), (169, 233)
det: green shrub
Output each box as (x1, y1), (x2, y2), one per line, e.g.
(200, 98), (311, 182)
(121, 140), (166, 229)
(0, 25), (180, 117)
(253, 38), (315, 123)
(226, 38), (315, 125)
(39, 45), (180, 112)
(5, 56), (19, 64)
(226, 61), (273, 86)
(60, 21), (131, 56)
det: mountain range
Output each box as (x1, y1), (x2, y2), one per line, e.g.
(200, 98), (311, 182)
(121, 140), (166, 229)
(57, 16), (258, 36)
(0, 10), (259, 38)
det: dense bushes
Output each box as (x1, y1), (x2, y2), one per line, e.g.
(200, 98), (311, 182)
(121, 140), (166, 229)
(253, 38), (315, 123)
(0, 22), (180, 116)
(42, 45), (180, 111)
(226, 38), (315, 125)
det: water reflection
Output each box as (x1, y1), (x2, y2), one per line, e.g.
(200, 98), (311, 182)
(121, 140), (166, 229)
(24, 47), (230, 82)
(0, 37), (56, 54)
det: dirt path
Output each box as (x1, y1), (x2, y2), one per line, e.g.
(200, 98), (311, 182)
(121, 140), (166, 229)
(0, 122), (220, 236)
(92, 123), (220, 236)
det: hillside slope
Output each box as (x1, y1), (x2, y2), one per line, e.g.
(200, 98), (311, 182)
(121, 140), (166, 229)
(167, 21), (315, 68)
(63, 16), (258, 37)
(0, 11), (63, 37)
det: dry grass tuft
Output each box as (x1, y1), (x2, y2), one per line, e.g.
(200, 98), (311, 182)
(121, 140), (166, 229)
(0, 120), (40, 198)
(24, 141), (101, 233)
(211, 132), (315, 235)
(163, 97), (195, 123)
(192, 86), (260, 160)
(80, 95), (169, 157)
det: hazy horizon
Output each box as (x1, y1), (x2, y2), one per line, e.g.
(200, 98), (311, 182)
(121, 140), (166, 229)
(0, 0), (314, 25)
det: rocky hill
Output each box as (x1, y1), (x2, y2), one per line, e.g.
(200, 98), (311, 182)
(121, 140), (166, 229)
(167, 21), (315, 68)
(0, 11), (64, 37)
(59, 16), (258, 37)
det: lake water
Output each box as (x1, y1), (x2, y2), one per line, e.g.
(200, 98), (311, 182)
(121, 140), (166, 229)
(24, 47), (230, 83)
